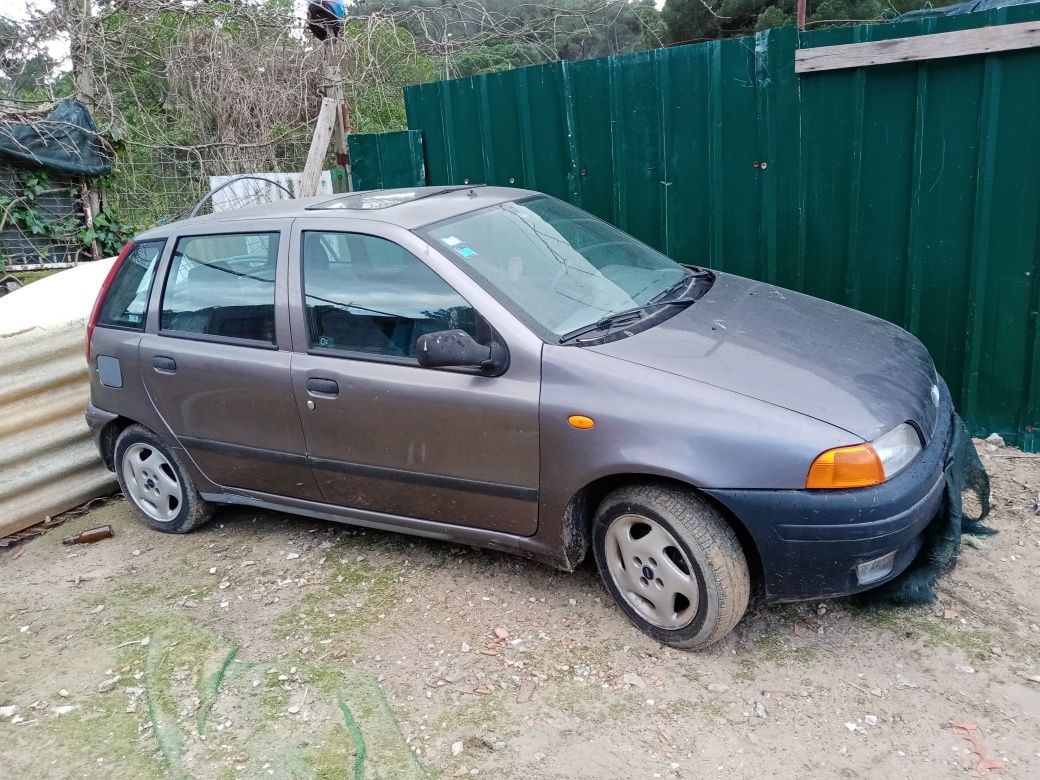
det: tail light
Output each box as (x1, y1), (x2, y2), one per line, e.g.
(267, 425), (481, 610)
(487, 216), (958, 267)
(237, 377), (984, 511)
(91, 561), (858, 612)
(86, 241), (134, 363)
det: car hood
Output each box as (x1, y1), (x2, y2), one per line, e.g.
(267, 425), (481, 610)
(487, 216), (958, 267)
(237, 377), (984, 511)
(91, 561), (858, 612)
(588, 272), (939, 442)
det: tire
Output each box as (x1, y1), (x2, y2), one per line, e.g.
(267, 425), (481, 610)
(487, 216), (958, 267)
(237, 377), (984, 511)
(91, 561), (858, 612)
(114, 425), (214, 534)
(592, 483), (750, 650)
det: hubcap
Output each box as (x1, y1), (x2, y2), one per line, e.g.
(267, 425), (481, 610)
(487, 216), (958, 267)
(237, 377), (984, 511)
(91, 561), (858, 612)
(121, 443), (182, 522)
(604, 514), (699, 629)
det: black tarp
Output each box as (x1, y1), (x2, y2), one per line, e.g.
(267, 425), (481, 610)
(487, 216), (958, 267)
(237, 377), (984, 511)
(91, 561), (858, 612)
(0, 98), (112, 177)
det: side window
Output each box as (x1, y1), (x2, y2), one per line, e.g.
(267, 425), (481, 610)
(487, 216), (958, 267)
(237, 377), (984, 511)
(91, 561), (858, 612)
(302, 231), (478, 359)
(97, 240), (165, 330)
(161, 232), (279, 344)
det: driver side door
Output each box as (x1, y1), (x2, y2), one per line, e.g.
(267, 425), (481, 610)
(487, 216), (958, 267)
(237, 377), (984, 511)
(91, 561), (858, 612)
(287, 224), (541, 535)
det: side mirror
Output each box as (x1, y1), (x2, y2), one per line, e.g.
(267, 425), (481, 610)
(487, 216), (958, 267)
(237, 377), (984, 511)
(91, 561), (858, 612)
(416, 329), (507, 375)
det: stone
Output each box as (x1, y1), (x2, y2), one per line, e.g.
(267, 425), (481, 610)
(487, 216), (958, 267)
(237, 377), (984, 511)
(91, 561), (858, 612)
(622, 673), (646, 688)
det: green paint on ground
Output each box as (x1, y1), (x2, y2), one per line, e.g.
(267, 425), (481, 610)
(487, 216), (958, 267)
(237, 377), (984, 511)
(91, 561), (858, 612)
(197, 644), (239, 735)
(338, 695), (368, 780)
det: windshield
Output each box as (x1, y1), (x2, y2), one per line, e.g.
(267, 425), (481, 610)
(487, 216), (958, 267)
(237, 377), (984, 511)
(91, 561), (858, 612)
(421, 196), (689, 339)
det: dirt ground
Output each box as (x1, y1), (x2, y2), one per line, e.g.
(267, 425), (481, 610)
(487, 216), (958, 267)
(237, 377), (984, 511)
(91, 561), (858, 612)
(1, 441), (1038, 780)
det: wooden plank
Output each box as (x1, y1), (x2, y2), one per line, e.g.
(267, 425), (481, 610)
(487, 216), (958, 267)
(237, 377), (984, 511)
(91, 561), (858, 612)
(796, 20), (1040, 74)
(298, 97), (338, 197)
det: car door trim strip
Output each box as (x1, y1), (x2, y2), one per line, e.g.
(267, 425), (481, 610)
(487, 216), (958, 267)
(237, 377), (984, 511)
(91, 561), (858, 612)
(180, 436), (538, 502)
(308, 456), (538, 502)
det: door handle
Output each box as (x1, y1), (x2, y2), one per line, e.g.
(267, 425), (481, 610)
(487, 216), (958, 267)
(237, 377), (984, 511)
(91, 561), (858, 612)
(153, 356), (177, 373)
(307, 377), (339, 396)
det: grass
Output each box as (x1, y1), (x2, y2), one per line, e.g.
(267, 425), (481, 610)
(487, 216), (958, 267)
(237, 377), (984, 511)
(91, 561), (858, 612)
(272, 557), (399, 645)
(861, 605), (998, 663)
(669, 696), (726, 720)
(545, 682), (631, 725)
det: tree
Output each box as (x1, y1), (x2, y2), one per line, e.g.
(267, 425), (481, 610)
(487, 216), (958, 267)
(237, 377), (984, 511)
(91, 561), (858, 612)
(663, 0), (962, 41)
(349, 0), (665, 77)
(0, 19), (60, 100)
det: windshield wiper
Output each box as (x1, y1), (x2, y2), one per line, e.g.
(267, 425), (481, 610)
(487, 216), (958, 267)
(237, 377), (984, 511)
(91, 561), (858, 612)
(559, 270), (714, 345)
(649, 268), (711, 305)
(559, 298), (698, 344)
(559, 307), (651, 344)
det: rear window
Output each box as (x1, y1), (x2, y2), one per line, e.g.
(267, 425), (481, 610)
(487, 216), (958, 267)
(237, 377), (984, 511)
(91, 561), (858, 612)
(96, 240), (165, 330)
(160, 232), (279, 345)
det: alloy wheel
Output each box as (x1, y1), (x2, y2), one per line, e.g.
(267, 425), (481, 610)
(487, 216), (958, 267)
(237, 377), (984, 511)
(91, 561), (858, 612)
(604, 513), (700, 629)
(121, 442), (182, 523)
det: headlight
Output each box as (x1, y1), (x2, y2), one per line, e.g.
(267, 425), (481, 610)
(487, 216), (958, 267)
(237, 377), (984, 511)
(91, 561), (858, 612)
(872, 423), (922, 479)
(806, 422), (922, 489)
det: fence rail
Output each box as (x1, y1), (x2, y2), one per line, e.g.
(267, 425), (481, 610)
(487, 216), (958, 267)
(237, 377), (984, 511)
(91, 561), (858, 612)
(397, 4), (1040, 449)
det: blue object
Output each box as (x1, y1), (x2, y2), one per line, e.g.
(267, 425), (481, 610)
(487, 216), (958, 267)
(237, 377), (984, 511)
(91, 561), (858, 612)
(307, 0), (345, 40)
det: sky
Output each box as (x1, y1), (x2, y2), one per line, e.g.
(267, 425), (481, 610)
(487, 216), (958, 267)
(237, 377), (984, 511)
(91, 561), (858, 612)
(1, 0), (69, 65)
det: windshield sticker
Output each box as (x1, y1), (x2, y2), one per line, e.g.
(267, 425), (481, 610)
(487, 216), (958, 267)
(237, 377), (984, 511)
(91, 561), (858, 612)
(457, 246), (477, 257)
(441, 235), (462, 246)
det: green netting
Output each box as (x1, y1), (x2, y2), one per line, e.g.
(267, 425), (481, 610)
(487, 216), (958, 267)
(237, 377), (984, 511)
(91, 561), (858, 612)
(0, 98), (112, 177)
(863, 413), (993, 605)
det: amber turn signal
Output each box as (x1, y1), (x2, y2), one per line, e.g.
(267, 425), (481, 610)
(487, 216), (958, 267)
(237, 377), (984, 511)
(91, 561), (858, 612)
(567, 415), (596, 429)
(805, 443), (885, 489)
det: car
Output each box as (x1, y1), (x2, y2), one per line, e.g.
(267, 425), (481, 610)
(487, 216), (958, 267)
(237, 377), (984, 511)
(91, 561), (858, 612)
(86, 185), (950, 649)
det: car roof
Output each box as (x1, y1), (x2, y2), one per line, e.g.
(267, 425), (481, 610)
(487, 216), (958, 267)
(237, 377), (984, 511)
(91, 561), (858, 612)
(135, 185), (540, 239)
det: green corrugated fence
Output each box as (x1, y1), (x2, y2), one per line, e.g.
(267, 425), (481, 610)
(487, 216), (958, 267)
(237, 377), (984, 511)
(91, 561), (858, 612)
(347, 131), (425, 192)
(389, 6), (1040, 448)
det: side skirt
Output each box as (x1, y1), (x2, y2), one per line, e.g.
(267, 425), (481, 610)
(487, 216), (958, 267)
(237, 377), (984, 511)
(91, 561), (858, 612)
(200, 488), (567, 570)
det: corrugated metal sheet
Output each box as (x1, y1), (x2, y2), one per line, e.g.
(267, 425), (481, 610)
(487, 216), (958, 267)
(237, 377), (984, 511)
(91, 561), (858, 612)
(0, 323), (117, 537)
(402, 5), (1040, 449)
(347, 131), (425, 191)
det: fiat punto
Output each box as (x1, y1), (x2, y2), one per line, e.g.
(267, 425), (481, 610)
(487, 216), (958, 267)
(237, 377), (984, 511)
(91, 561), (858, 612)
(86, 186), (951, 648)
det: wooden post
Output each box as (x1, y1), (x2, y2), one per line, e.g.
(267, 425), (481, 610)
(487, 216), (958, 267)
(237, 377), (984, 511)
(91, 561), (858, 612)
(796, 0), (807, 30)
(324, 37), (351, 193)
(299, 98), (339, 198)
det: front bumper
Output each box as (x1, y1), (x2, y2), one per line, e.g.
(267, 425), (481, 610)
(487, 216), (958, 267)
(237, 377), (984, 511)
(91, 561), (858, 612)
(705, 384), (953, 602)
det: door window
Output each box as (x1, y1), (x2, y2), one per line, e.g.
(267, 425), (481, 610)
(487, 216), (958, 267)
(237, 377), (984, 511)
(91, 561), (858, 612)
(161, 232), (279, 344)
(301, 231), (478, 359)
(97, 239), (165, 330)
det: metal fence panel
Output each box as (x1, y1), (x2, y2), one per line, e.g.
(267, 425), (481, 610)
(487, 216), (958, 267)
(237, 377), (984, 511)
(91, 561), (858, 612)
(402, 5), (1040, 448)
(347, 131), (425, 191)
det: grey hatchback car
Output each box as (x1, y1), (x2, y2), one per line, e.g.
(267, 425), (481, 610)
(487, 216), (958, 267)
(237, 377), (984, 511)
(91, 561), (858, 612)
(86, 186), (951, 649)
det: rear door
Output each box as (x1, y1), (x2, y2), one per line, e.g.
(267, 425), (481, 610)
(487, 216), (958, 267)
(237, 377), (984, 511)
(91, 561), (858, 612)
(287, 221), (542, 535)
(138, 221), (322, 501)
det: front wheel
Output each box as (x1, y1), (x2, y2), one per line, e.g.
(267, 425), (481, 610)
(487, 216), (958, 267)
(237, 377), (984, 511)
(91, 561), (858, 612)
(114, 425), (214, 534)
(592, 483), (750, 649)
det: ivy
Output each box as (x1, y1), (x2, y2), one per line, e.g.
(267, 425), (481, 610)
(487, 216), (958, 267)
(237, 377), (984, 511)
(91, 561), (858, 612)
(0, 170), (134, 265)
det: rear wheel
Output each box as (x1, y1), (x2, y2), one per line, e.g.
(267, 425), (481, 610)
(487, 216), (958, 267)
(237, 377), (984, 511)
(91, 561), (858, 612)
(114, 425), (214, 534)
(592, 483), (750, 649)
